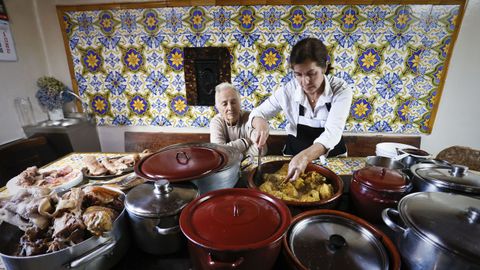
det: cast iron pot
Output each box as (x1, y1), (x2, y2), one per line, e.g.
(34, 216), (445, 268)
(0, 187), (129, 270)
(283, 209), (401, 270)
(410, 163), (480, 197)
(135, 143), (242, 194)
(125, 180), (198, 255)
(246, 160), (344, 215)
(382, 192), (480, 270)
(350, 166), (412, 223)
(180, 188), (291, 270)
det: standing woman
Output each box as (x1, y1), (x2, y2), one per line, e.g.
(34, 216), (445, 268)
(249, 37), (353, 180)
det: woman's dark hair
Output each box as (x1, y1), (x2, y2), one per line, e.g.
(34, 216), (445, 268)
(290, 37), (333, 74)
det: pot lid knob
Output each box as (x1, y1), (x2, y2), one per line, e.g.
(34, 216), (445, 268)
(154, 179), (172, 195)
(466, 207), (480, 224)
(327, 234), (347, 252)
(449, 165), (468, 177)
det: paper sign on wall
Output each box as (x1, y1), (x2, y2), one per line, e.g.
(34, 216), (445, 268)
(0, 20), (16, 61)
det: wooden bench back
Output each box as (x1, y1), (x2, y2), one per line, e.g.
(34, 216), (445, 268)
(125, 131), (421, 157)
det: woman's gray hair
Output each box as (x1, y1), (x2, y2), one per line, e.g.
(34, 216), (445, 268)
(215, 82), (241, 104)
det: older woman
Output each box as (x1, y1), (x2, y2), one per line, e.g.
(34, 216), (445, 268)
(210, 82), (263, 157)
(249, 37), (353, 180)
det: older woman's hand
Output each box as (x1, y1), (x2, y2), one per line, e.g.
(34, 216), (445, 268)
(252, 117), (270, 149)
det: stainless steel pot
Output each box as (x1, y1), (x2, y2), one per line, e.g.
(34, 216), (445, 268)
(135, 142), (242, 194)
(365, 156), (405, 170)
(0, 189), (129, 270)
(125, 180), (198, 255)
(410, 163), (480, 196)
(382, 192), (480, 270)
(284, 210), (401, 270)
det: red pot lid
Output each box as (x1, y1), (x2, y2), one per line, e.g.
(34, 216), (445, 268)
(135, 146), (227, 181)
(180, 188), (292, 250)
(353, 166), (410, 192)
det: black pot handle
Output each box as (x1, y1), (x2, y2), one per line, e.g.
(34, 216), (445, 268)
(207, 253), (244, 269)
(382, 208), (406, 233)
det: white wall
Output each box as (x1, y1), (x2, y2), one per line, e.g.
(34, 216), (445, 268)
(0, 0), (49, 144)
(421, 0), (480, 154)
(2, 0), (479, 156)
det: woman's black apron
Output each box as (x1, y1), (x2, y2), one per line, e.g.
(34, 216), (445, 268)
(284, 103), (347, 157)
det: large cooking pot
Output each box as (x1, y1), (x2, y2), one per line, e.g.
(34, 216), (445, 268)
(180, 188), (291, 270)
(135, 142), (242, 194)
(283, 209), (401, 270)
(382, 192), (480, 270)
(350, 166), (412, 223)
(246, 160), (343, 214)
(0, 187), (129, 270)
(125, 179), (198, 255)
(410, 163), (480, 197)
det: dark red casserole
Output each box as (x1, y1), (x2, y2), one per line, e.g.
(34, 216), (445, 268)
(180, 188), (291, 270)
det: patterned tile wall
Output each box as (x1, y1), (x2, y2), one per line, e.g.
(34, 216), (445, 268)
(59, 4), (460, 133)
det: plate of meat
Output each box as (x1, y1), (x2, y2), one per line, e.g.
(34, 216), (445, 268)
(6, 166), (83, 195)
(81, 152), (149, 180)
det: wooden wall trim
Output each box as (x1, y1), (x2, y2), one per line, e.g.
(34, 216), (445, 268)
(125, 131), (421, 157)
(56, 0), (466, 11)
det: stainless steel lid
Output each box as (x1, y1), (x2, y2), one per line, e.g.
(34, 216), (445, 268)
(412, 163), (480, 193)
(398, 192), (480, 262)
(125, 180), (198, 218)
(288, 214), (389, 270)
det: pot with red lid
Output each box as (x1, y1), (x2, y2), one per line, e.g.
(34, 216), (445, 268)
(135, 142), (242, 194)
(179, 188), (292, 270)
(350, 166), (412, 223)
(283, 209), (401, 270)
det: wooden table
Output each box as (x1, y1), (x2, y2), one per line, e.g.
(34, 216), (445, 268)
(0, 153), (368, 270)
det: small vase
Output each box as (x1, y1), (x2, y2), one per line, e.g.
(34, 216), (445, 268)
(48, 108), (64, 121)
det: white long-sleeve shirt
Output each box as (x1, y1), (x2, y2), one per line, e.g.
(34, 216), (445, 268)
(248, 74), (353, 151)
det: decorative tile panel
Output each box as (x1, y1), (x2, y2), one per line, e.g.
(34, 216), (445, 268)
(58, 4), (461, 133)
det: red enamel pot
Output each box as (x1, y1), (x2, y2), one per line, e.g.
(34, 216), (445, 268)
(179, 188), (291, 270)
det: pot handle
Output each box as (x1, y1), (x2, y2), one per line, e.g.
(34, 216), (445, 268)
(67, 238), (116, 269)
(382, 208), (406, 233)
(207, 253), (244, 269)
(155, 224), (180, 235)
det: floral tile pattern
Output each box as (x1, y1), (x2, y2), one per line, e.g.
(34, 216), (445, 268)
(59, 4), (460, 133)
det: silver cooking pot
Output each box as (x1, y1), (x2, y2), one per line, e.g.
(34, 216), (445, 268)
(410, 163), (480, 197)
(0, 188), (129, 270)
(125, 179), (198, 255)
(382, 192), (480, 270)
(135, 142), (242, 194)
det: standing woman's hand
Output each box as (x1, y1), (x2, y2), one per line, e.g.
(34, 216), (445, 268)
(252, 117), (270, 149)
(286, 143), (327, 181)
(286, 154), (309, 181)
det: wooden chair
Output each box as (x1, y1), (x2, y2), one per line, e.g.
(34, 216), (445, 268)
(436, 146), (480, 171)
(0, 136), (60, 186)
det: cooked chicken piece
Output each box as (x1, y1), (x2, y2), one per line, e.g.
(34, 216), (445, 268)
(52, 187), (84, 217)
(84, 156), (108, 176)
(82, 186), (123, 211)
(52, 212), (85, 239)
(16, 166), (40, 186)
(82, 206), (118, 236)
(115, 153), (139, 167)
(100, 158), (128, 175)
(0, 187), (52, 230)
